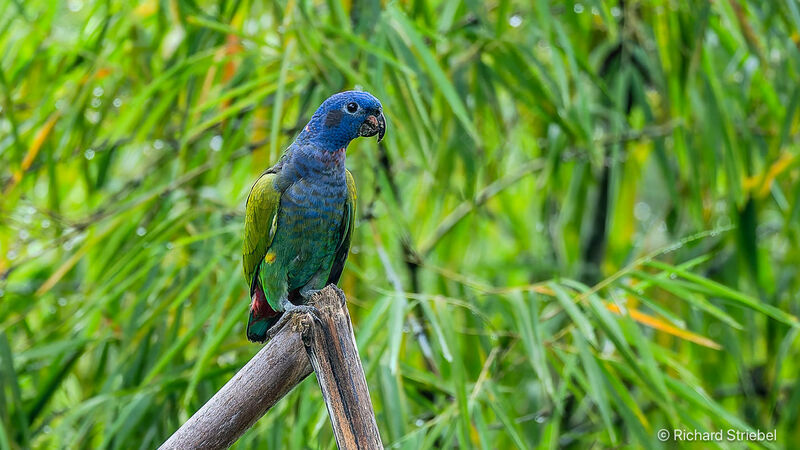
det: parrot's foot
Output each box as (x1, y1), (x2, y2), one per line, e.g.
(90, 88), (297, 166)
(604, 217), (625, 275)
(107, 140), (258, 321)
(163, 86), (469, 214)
(301, 284), (344, 302)
(283, 303), (319, 316)
(264, 303), (320, 341)
(299, 288), (321, 300)
(329, 285), (346, 307)
(280, 297), (321, 322)
(264, 318), (287, 342)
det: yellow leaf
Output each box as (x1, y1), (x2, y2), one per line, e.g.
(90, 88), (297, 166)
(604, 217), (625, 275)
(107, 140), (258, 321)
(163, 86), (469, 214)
(36, 219), (119, 296)
(758, 152), (796, 198)
(133, 0), (158, 18)
(5, 112), (60, 194)
(605, 302), (722, 350)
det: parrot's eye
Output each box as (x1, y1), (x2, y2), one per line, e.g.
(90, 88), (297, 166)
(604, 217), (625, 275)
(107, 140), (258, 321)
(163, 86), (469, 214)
(345, 102), (359, 114)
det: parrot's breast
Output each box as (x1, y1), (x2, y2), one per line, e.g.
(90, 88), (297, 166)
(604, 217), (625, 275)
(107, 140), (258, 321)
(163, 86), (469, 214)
(275, 173), (348, 290)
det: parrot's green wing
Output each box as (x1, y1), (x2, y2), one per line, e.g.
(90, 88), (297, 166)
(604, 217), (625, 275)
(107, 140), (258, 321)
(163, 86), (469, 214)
(242, 172), (281, 292)
(327, 169), (356, 285)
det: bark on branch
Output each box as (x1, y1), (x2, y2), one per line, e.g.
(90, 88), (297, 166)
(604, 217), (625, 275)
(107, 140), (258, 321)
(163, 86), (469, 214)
(302, 286), (383, 449)
(159, 285), (382, 449)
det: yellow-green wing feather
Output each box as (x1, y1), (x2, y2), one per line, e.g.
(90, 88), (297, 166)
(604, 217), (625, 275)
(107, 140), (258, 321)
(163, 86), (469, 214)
(345, 169), (357, 244)
(242, 172), (281, 288)
(327, 169), (356, 284)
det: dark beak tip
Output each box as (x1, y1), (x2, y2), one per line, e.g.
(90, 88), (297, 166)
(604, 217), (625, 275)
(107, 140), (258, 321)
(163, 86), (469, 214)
(359, 113), (386, 142)
(377, 113), (386, 143)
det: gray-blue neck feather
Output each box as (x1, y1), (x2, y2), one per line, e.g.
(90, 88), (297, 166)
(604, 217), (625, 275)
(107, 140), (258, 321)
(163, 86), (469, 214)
(290, 142), (346, 179)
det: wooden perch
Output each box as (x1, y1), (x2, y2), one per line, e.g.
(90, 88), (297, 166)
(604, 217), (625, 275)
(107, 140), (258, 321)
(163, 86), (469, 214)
(302, 286), (383, 449)
(160, 285), (382, 449)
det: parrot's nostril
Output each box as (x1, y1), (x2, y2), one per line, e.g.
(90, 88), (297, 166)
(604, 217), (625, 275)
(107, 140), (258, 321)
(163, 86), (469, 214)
(367, 115), (379, 127)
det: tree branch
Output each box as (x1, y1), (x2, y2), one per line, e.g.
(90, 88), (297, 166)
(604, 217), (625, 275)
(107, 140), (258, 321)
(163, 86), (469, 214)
(302, 286), (383, 449)
(159, 322), (311, 449)
(159, 285), (382, 449)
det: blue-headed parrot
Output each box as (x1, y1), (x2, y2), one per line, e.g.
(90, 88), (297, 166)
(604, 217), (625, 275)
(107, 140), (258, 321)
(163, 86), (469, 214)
(242, 91), (385, 342)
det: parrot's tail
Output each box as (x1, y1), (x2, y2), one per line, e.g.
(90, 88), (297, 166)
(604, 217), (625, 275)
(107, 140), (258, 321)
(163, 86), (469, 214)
(247, 283), (280, 343)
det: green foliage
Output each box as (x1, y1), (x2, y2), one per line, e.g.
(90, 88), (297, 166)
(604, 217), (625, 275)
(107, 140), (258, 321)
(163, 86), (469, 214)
(1, 0), (799, 448)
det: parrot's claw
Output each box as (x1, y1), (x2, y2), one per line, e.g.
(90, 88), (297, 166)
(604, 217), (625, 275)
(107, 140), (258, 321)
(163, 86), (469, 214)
(286, 304), (322, 327)
(280, 297), (321, 323)
(330, 285), (347, 307)
(264, 317), (289, 341)
(299, 288), (321, 300)
(284, 303), (319, 316)
(264, 303), (321, 341)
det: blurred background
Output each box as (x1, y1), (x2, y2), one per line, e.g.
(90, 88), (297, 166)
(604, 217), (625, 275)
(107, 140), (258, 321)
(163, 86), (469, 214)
(2, 0), (800, 448)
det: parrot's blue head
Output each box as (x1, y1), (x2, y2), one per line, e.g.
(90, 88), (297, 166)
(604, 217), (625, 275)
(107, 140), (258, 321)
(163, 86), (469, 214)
(299, 91), (386, 151)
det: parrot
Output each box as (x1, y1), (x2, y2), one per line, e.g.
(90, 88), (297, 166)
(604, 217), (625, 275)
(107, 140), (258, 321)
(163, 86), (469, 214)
(242, 91), (386, 342)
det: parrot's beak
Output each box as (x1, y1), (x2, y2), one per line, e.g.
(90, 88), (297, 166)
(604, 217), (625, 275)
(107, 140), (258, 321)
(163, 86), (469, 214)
(359, 112), (386, 143)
